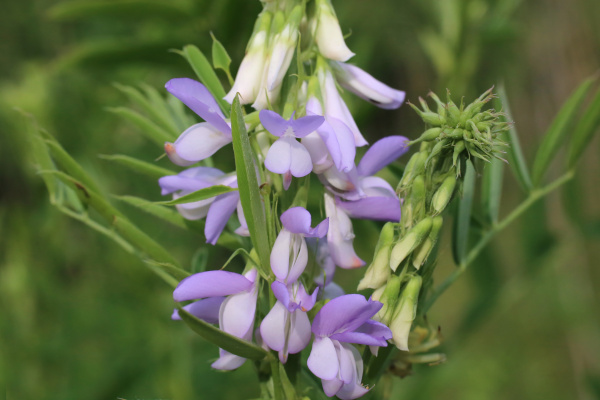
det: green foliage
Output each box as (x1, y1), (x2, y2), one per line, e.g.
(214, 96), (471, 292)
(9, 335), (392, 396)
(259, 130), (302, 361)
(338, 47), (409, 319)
(452, 159), (475, 265)
(156, 185), (238, 206)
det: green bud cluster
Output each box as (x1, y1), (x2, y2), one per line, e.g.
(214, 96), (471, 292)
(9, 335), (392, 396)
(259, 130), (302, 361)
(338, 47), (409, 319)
(409, 88), (510, 166)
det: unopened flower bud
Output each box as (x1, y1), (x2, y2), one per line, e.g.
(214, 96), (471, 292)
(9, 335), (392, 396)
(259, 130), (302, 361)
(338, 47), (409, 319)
(314, 0), (355, 61)
(390, 275), (422, 351)
(398, 151), (427, 189)
(266, 5), (302, 90)
(415, 127), (442, 143)
(373, 275), (402, 325)
(410, 175), (426, 215)
(390, 218), (433, 271)
(431, 175), (456, 214)
(358, 223), (395, 290)
(412, 216), (443, 269)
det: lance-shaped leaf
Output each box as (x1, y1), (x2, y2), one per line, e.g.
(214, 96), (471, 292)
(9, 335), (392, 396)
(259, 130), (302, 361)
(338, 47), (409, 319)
(211, 32), (232, 83)
(532, 77), (596, 186)
(114, 83), (179, 136)
(156, 185), (237, 206)
(99, 154), (176, 180)
(108, 106), (175, 145)
(452, 160), (475, 265)
(175, 45), (230, 116)
(177, 307), (269, 361)
(48, 0), (190, 21)
(44, 139), (102, 195)
(481, 157), (503, 225)
(567, 84), (600, 168)
(496, 84), (532, 192)
(230, 95), (271, 273)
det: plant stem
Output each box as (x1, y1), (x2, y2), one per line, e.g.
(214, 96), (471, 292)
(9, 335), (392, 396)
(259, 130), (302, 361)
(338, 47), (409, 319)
(421, 170), (574, 314)
(271, 358), (285, 400)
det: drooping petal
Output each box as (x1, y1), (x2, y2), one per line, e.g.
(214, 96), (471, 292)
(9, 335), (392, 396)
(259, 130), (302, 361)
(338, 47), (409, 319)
(171, 122), (232, 163)
(158, 167), (224, 195)
(211, 348), (247, 370)
(334, 62), (406, 110)
(234, 201), (250, 236)
(335, 344), (370, 400)
(286, 234), (308, 284)
(220, 287), (258, 338)
(205, 191), (240, 245)
(327, 117), (357, 172)
(174, 196), (213, 220)
(171, 297), (225, 323)
(335, 340), (355, 384)
(311, 294), (382, 337)
(259, 301), (288, 352)
(322, 377), (344, 397)
(335, 196), (401, 222)
(307, 337), (339, 380)
(357, 136), (410, 176)
(271, 281), (291, 309)
(288, 138), (314, 177)
(270, 229), (292, 281)
(173, 271), (253, 302)
(264, 137), (292, 174)
(165, 78), (231, 134)
(302, 131), (335, 173)
(325, 193), (365, 269)
(286, 309), (312, 354)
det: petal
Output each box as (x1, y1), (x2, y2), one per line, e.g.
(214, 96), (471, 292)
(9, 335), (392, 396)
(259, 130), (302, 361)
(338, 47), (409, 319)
(302, 131), (335, 173)
(234, 201), (250, 236)
(173, 271), (252, 302)
(286, 234), (308, 284)
(165, 78), (231, 134)
(360, 176), (396, 198)
(335, 197), (401, 222)
(280, 207), (312, 234)
(220, 287), (258, 338)
(325, 194), (365, 269)
(335, 341), (355, 384)
(327, 117), (356, 172)
(271, 281), (291, 309)
(334, 62), (406, 110)
(296, 284), (318, 312)
(173, 122), (232, 162)
(259, 109), (290, 137)
(259, 301), (288, 352)
(288, 139), (313, 177)
(264, 138), (292, 174)
(270, 229), (292, 281)
(306, 218), (329, 238)
(322, 378), (344, 398)
(357, 136), (410, 176)
(165, 142), (196, 167)
(289, 115), (325, 138)
(307, 337), (339, 380)
(211, 349), (247, 370)
(224, 42), (267, 104)
(205, 191), (239, 245)
(324, 282), (345, 300)
(174, 197), (213, 221)
(158, 167), (224, 195)
(335, 345), (370, 400)
(311, 294), (382, 337)
(287, 310), (312, 354)
(171, 297), (225, 324)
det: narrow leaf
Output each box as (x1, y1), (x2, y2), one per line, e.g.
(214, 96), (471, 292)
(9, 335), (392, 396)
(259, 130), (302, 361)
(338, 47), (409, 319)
(496, 84), (532, 192)
(115, 195), (189, 229)
(230, 95), (271, 273)
(144, 260), (190, 282)
(481, 157), (503, 225)
(567, 85), (600, 168)
(45, 139), (103, 195)
(157, 185), (237, 205)
(532, 77), (596, 186)
(211, 32), (232, 79)
(452, 160), (475, 265)
(48, 0), (190, 21)
(108, 106), (175, 145)
(99, 154), (176, 179)
(177, 307), (269, 361)
(175, 45), (230, 116)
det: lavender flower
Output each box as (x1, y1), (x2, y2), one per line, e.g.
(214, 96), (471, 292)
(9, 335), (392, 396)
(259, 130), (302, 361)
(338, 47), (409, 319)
(158, 167), (248, 244)
(173, 269), (259, 370)
(164, 78), (232, 166)
(259, 110), (324, 190)
(271, 207), (329, 284)
(260, 281), (318, 363)
(313, 0), (355, 62)
(307, 294), (392, 399)
(324, 193), (365, 269)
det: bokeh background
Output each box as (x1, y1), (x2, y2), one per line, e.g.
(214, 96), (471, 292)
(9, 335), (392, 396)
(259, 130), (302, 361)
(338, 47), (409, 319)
(1, 0), (599, 399)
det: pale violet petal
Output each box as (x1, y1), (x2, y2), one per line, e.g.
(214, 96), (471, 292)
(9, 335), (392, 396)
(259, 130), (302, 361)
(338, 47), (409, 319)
(307, 337), (339, 380)
(259, 301), (288, 352)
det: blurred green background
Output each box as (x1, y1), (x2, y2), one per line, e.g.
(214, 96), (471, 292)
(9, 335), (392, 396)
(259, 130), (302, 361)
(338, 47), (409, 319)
(1, 0), (599, 399)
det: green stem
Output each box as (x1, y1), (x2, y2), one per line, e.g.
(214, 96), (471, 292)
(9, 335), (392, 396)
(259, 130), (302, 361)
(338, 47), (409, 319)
(271, 358), (285, 400)
(421, 170), (574, 314)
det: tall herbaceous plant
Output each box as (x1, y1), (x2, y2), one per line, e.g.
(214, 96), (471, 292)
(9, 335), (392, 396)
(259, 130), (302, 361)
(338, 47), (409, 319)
(27, 0), (600, 398)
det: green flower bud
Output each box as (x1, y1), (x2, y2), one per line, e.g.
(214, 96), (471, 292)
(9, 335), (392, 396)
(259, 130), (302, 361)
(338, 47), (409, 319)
(390, 218), (433, 271)
(412, 216), (443, 269)
(390, 275), (422, 351)
(431, 175), (456, 214)
(415, 127), (442, 143)
(357, 223), (395, 290)
(373, 275), (402, 325)
(409, 175), (426, 216)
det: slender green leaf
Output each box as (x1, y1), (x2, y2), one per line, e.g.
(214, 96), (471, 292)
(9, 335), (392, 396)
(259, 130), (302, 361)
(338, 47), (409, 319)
(481, 157), (504, 225)
(45, 140), (102, 195)
(108, 106), (175, 145)
(114, 83), (179, 136)
(48, 0), (190, 21)
(99, 154), (176, 179)
(452, 160), (475, 265)
(144, 260), (190, 282)
(156, 185), (237, 205)
(114, 195), (189, 229)
(496, 84), (532, 192)
(567, 85), (600, 168)
(230, 95), (271, 273)
(211, 32), (232, 81)
(175, 45), (230, 116)
(532, 77), (596, 186)
(177, 307), (269, 361)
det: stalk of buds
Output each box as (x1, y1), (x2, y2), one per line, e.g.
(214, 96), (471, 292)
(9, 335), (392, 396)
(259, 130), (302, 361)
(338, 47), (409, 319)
(361, 89), (510, 354)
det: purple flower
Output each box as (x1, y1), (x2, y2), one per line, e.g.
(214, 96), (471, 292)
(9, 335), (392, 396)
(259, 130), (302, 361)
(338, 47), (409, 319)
(158, 167), (248, 244)
(333, 62), (406, 110)
(260, 110), (324, 189)
(260, 281), (318, 363)
(164, 78), (232, 166)
(173, 269), (259, 370)
(324, 193), (365, 269)
(308, 238), (346, 300)
(271, 207), (329, 284)
(307, 294), (392, 399)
